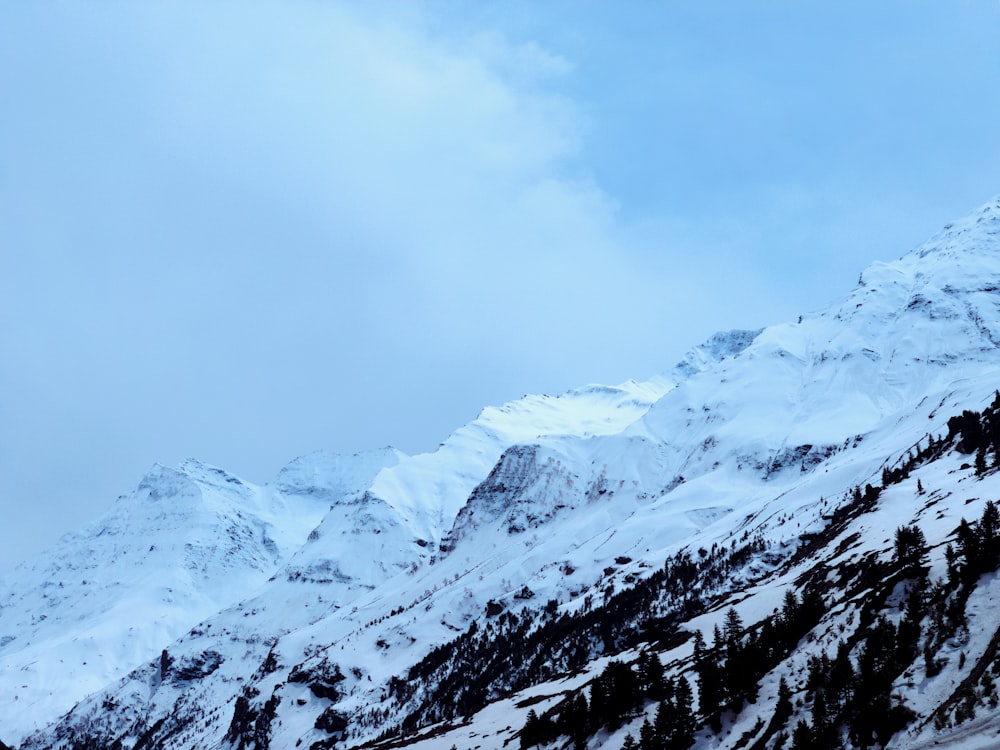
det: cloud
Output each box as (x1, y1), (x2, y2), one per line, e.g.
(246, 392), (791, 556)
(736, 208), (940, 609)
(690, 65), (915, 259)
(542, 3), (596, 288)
(7, 0), (998, 572)
(0, 1), (685, 570)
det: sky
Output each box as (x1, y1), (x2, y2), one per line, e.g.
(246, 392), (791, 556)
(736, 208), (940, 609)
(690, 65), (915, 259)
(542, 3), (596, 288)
(2, 1), (1000, 572)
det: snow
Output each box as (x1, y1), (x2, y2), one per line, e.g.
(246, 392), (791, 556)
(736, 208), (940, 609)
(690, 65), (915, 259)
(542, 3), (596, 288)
(0, 450), (393, 742)
(8, 198), (1000, 749)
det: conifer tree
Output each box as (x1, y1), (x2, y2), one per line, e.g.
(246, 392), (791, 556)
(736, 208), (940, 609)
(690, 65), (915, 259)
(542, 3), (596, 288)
(894, 525), (927, 573)
(774, 676), (793, 723)
(589, 679), (607, 732)
(654, 699), (674, 749)
(811, 689), (829, 736)
(723, 607), (744, 648)
(981, 500), (1000, 562)
(976, 447), (988, 476)
(638, 718), (656, 750)
(945, 543), (959, 586)
(521, 710), (540, 750)
(957, 518), (980, 577)
(829, 640), (855, 708)
(673, 676), (696, 749)
(693, 630), (724, 731)
(644, 651), (667, 701)
(781, 589), (800, 630)
(790, 720), (813, 750)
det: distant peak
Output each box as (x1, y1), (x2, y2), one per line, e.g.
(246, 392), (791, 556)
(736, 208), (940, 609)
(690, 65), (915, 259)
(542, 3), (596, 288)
(133, 460), (248, 504)
(175, 458), (246, 487)
(273, 447), (405, 500)
(910, 196), (1000, 262)
(671, 328), (763, 380)
(135, 463), (200, 502)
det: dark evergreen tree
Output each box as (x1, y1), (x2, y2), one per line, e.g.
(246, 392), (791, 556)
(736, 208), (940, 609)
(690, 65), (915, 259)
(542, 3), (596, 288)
(957, 518), (980, 578)
(829, 640), (855, 709)
(601, 661), (641, 727)
(653, 699), (674, 750)
(981, 500), (1000, 563)
(638, 718), (656, 750)
(723, 607), (744, 647)
(945, 543), (960, 586)
(589, 679), (607, 733)
(976, 446), (988, 476)
(774, 676), (793, 723)
(672, 676), (696, 749)
(521, 710), (541, 750)
(811, 689), (829, 738)
(790, 719), (813, 750)
(894, 524), (927, 573)
(781, 589), (800, 630)
(850, 617), (900, 749)
(642, 651), (667, 701)
(693, 630), (724, 732)
(923, 643), (941, 678)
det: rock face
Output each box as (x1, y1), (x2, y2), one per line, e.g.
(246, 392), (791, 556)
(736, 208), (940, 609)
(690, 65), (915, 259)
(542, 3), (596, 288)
(8, 198), (1000, 750)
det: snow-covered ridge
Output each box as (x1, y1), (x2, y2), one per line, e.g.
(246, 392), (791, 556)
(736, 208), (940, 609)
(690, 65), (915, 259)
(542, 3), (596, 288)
(10, 198), (1000, 750)
(0, 452), (382, 742)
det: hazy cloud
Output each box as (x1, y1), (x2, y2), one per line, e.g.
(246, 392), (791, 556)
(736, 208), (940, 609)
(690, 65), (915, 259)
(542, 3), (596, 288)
(3, 1), (1000, 570)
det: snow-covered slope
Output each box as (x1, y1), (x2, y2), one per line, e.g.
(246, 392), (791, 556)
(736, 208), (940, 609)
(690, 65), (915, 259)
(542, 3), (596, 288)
(0, 451), (397, 742)
(1, 328), (755, 748)
(8, 198), (1000, 750)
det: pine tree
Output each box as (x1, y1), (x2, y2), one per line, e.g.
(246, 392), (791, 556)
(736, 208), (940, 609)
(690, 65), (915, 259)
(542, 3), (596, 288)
(589, 679), (607, 732)
(673, 676), (696, 749)
(894, 524), (928, 573)
(693, 630), (724, 731)
(781, 589), (800, 629)
(976, 446), (988, 476)
(654, 699), (675, 749)
(644, 651), (667, 701)
(774, 676), (793, 723)
(811, 689), (828, 736)
(957, 518), (980, 577)
(723, 607), (744, 648)
(638, 718), (656, 750)
(790, 720), (812, 750)
(945, 543), (960, 586)
(924, 643), (941, 678)
(981, 500), (1000, 562)
(829, 640), (855, 708)
(521, 710), (540, 750)
(601, 661), (641, 727)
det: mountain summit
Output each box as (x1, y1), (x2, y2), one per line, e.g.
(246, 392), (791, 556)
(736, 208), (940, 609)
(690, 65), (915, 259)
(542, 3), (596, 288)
(7, 199), (1000, 750)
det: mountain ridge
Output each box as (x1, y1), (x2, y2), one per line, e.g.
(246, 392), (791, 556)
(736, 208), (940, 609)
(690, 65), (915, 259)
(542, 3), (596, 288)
(7, 198), (1000, 749)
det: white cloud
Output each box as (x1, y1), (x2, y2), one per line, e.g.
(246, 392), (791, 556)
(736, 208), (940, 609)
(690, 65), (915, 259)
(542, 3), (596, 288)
(0, 1), (682, 570)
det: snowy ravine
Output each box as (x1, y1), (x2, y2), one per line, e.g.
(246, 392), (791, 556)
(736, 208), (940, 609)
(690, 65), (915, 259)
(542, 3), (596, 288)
(5, 198), (1000, 750)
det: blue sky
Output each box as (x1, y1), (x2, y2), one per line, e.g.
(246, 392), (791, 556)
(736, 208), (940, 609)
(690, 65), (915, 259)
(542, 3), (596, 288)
(2, 1), (1000, 571)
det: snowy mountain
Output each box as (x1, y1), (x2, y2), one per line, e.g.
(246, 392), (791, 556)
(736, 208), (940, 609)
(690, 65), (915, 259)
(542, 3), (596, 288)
(6, 198), (1000, 750)
(0, 450), (400, 741)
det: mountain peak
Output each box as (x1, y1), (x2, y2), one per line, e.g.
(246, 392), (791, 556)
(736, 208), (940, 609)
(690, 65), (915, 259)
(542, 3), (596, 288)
(913, 195), (1000, 261)
(133, 459), (248, 506)
(273, 447), (406, 502)
(670, 328), (763, 380)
